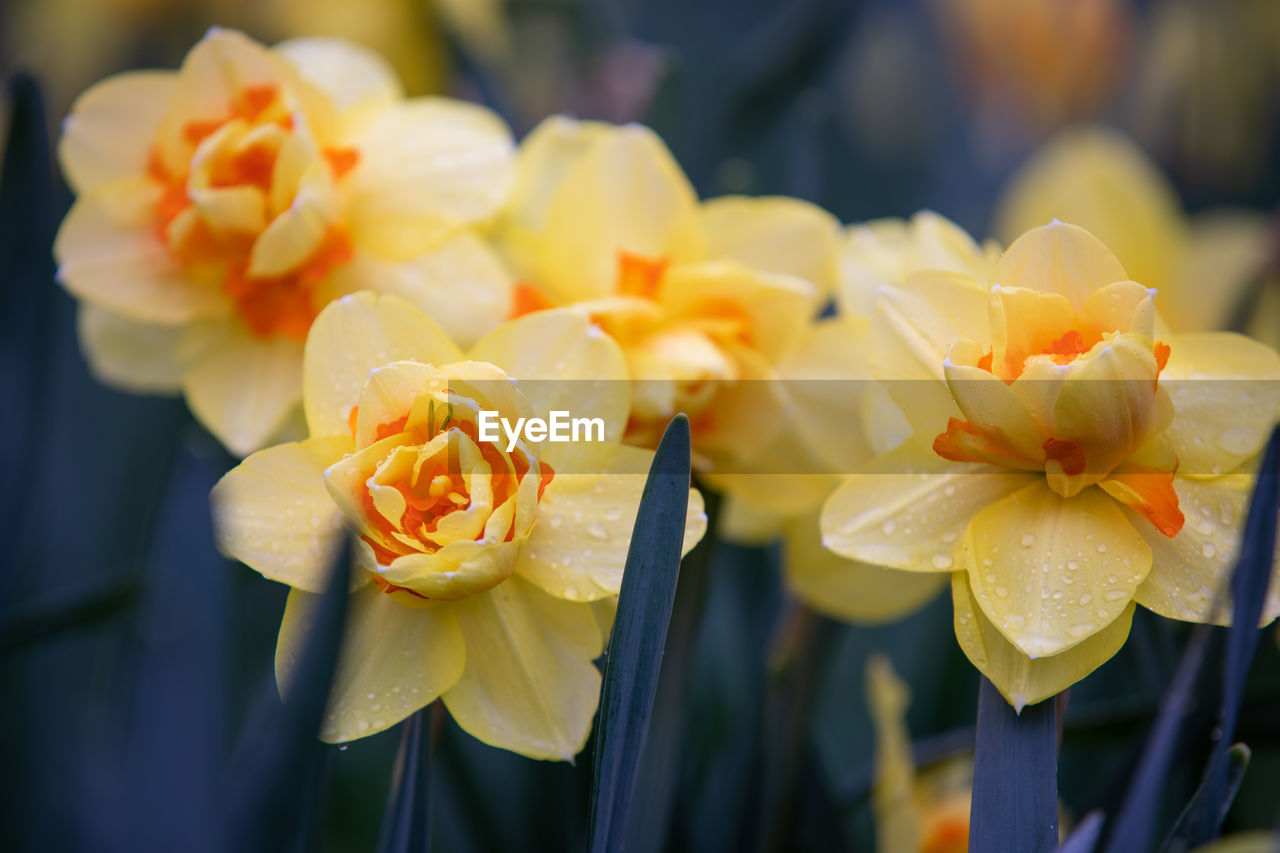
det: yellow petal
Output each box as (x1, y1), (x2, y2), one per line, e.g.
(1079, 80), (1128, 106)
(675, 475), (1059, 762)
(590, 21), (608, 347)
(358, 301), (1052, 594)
(352, 360), (439, 447)
(55, 197), (228, 324)
(788, 512), (946, 624)
(1131, 473), (1280, 625)
(499, 115), (612, 275)
(539, 124), (704, 302)
(718, 496), (789, 544)
(467, 309), (630, 468)
(303, 292), (463, 438)
(276, 586), (466, 742)
(1164, 212), (1271, 334)
(700, 195), (841, 293)
(1160, 333), (1280, 477)
(443, 576), (603, 760)
(994, 221), (1129, 309)
(988, 285), (1077, 378)
(961, 481), (1152, 658)
(332, 232), (512, 349)
(515, 444), (706, 600)
(952, 572), (1134, 711)
(821, 443), (1033, 571)
(865, 655), (923, 853)
(76, 303), (186, 393)
(247, 166), (338, 277)
(992, 126), (1186, 299)
(58, 70), (176, 194)
(276, 36), (402, 118)
(183, 322), (304, 456)
(345, 97), (515, 229)
(211, 435), (352, 591)
(944, 349), (1047, 464)
(658, 261), (821, 362)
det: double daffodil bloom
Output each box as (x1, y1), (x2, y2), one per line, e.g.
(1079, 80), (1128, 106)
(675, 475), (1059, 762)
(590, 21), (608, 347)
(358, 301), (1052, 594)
(56, 28), (515, 455)
(212, 292), (706, 758)
(495, 116), (840, 498)
(823, 221), (1280, 709)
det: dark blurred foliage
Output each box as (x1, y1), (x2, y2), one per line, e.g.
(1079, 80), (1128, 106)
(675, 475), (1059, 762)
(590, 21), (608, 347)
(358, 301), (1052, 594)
(3, 1), (1280, 851)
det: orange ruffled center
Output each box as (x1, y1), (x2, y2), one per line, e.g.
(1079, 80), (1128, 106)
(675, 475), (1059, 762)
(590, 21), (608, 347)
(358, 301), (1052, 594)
(147, 83), (358, 340)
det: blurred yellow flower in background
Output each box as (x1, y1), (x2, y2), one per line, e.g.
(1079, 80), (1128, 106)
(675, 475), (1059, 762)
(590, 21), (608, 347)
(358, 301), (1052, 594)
(494, 116), (841, 513)
(212, 292), (706, 758)
(823, 221), (1280, 709)
(55, 28), (516, 454)
(866, 655), (972, 853)
(993, 125), (1275, 341)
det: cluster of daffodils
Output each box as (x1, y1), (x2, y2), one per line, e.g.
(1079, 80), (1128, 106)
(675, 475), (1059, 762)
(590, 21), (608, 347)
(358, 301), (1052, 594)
(56, 27), (1280, 760)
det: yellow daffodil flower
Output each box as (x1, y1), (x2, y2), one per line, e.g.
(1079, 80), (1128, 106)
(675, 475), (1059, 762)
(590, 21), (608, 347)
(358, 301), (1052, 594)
(867, 655), (972, 853)
(494, 116), (841, 502)
(55, 28), (516, 455)
(212, 292), (706, 759)
(993, 126), (1274, 341)
(823, 221), (1280, 709)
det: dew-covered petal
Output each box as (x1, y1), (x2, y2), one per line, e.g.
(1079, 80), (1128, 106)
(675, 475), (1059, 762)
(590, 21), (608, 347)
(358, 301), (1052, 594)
(821, 442), (1033, 572)
(515, 445), (706, 601)
(276, 586), (466, 742)
(1131, 473), (1280, 625)
(952, 572), (1135, 711)
(211, 435), (352, 591)
(962, 481), (1152, 658)
(443, 576), (603, 760)
(992, 221), (1129, 309)
(303, 292), (462, 438)
(1159, 333), (1280, 478)
(788, 511), (947, 624)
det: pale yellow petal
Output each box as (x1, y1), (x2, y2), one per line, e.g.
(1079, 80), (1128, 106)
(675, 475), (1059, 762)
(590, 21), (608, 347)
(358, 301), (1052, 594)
(1161, 333), (1280, 477)
(443, 576), (603, 760)
(1131, 473), (1280, 624)
(467, 309), (630, 468)
(719, 496), (789, 544)
(276, 37), (402, 118)
(345, 97), (515, 230)
(76, 303), (186, 393)
(516, 445), (706, 600)
(211, 435), (352, 592)
(276, 586), (466, 742)
(992, 126), (1186, 298)
(55, 196), (228, 324)
(58, 70), (176, 194)
(821, 443), (1034, 572)
(787, 512), (946, 624)
(1164, 211), (1271, 334)
(539, 125), (704, 302)
(953, 572), (1134, 711)
(700, 195), (841, 293)
(303, 292), (463, 439)
(183, 323), (304, 456)
(865, 655), (923, 853)
(962, 482), (1151, 659)
(332, 232), (512, 349)
(993, 221), (1129, 309)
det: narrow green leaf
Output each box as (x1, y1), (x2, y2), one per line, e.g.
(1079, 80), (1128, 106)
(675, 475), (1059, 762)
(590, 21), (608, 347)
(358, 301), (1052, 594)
(588, 414), (693, 853)
(969, 677), (1060, 853)
(1161, 744), (1251, 853)
(224, 537), (351, 853)
(376, 704), (440, 853)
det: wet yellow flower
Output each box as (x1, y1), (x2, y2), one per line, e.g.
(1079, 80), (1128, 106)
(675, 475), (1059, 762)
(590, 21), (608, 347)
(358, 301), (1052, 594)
(993, 125), (1273, 339)
(823, 221), (1280, 708)
(494, 116), (840, 501)
(56, 28), (515, 454)
(867, 655), (972, 853)
(212, 292), (706, 757)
